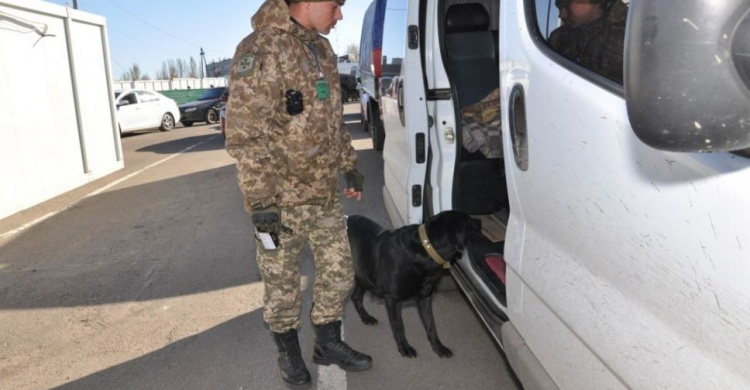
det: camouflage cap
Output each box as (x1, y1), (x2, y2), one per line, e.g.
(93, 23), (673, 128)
(289, 0), (345, 4)
(555, 0), (604, 6)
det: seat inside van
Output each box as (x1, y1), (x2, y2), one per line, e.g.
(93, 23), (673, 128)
(443, 1), (508, 306)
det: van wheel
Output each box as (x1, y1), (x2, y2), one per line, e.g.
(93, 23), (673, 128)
(361, 108), (368, 132)
(371, 120), (385, 151)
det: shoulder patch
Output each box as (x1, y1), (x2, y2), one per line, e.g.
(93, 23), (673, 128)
(238, 54), (256, 76)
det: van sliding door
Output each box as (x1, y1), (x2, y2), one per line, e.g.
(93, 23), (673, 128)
(381, 0), (430, 227)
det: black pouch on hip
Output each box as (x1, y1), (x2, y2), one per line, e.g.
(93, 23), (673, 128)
(285, 89), (303, 115)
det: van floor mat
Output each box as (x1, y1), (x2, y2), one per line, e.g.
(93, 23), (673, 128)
(473, 214), (506, 242)
(467, 235), (507, 307)
(484, 254), (506, 285)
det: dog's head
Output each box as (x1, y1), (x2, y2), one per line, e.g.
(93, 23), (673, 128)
(423, 211), (482, 263)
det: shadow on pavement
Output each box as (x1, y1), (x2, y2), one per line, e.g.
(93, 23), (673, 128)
(0, 164), (256, 310)
(50, 311), (290, 390)
(136, 134), (224, 154)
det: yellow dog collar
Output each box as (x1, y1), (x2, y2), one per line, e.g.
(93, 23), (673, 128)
(418, 224), (450, 269)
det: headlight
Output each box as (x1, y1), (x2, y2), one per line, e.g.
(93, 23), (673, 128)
(184, 107), (197, 112)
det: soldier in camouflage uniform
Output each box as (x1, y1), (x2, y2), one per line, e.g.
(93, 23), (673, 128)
(225, 0), (371, 387)
(548, 0), (628, 83)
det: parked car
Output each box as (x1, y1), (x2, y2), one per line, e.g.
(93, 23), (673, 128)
(373, 0), (750, 389)
(115, 89), (180, 134)
(178, 87), (227, 127)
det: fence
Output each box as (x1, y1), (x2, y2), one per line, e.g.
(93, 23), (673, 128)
(113, 77), (228, 92)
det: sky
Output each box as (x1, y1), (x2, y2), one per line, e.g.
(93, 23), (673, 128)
(45, 0), (370, 79)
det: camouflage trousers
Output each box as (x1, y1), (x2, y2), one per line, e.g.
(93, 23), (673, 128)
(254, 196), (354, 333)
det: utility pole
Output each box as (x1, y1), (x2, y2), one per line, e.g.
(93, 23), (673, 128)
(199, 48), (206, 79)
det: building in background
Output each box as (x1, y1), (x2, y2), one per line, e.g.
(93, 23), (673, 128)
(206, 59), (232, 78)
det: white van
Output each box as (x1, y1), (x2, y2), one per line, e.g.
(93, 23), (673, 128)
(366, 0), (750, 388)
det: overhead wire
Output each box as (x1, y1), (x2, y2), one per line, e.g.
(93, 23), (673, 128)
(104, 0), (204, 49)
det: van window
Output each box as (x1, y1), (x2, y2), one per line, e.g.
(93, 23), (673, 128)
(382, 0), (407, 77)
(533, 0), (629, 84)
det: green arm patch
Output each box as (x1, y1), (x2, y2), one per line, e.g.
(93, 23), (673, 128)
(237, 54), (256, 76)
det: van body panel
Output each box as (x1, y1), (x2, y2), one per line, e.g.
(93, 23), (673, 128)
(380, 0), (430, 226)
(503, 0), (750, 388)
(424, 1), (457, 216)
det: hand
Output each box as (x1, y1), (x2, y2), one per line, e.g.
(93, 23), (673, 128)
(251, 204), (281, 233)
(344, 170), (364, 201)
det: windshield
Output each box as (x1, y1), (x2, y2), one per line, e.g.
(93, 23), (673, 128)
(198, 87), (226, 100)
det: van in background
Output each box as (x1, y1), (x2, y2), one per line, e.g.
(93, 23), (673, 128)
(357, 1), (404, 151)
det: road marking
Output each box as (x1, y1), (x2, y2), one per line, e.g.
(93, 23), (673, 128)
(317, 322), (348, 390)
(0, 136), (218, 241)
(351, 138), (373, 151)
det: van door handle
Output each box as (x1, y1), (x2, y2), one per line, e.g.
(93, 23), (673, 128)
(508, 85), (529, 171)
(398, 79), (406, 127)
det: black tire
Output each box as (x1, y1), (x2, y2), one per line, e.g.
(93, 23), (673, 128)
(182, 121), (194, 127)
(159, 113), (175, 131)
(368, 106), (385, 151)
(205, 109), (219, 124)
(371, 120), (385, 151)
(341, 87), (349, 103)
(361, 108), (368, 132)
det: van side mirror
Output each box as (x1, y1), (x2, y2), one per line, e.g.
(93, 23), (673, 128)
(625, 0), (750, 152)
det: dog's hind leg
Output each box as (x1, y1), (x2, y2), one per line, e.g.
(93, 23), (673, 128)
(386, 299), (417, 358)
(417, 296), (453, 358)
(351, 281), (378, 325)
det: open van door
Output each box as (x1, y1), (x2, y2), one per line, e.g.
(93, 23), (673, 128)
(381, 0), (430, 227)
(498, 0), (750, 388)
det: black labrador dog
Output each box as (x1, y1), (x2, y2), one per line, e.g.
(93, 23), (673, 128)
(347, 211), (481, 358)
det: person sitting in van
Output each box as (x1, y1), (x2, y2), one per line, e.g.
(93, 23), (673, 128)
(548, 0), (628, 83)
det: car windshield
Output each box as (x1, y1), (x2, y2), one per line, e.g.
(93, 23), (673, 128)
(197, 88), (226, 100)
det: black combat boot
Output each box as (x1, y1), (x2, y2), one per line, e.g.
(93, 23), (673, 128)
(271, 329), (311, 388)
(312, 321), (373, 371)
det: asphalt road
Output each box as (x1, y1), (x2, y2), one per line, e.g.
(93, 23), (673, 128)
(0, 104), (521, 390)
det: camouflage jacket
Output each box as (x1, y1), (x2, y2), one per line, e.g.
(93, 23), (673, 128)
(548, 1), (628, 84)
(225, 0), (357, 211)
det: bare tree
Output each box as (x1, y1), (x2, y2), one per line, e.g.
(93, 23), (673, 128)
(176, 58), (188, 78)
(346, 44), (359, 63)
(156, 61), (170, 80)
(167, 59), (179, 79)
(188, 57), (199, 78)
(122, 63), (143, 81)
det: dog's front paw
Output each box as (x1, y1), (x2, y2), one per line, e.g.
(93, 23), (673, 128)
(398, 344), (417, 358)
(361, 314), (378, 325)
(433, 344), (453, 358)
